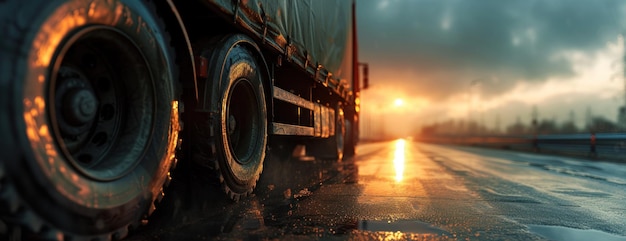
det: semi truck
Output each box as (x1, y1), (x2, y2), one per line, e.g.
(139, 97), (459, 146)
(0, 0), (367, 239)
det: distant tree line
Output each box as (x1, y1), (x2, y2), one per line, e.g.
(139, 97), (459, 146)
(421, 115), (622, 136)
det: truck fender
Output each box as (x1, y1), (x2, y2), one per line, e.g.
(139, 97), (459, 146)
(154, 0), (198, 101)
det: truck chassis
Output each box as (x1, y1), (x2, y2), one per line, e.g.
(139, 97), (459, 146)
(0, 0), (364, 239)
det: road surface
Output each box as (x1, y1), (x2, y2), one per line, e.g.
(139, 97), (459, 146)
(127, 139), (626, 240)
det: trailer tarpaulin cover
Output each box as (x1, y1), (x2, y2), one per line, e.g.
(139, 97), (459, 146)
(207, 0), (352, 85)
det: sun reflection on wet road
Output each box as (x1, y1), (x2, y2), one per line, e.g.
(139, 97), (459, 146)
(126, 140), (626, 241)
(393, 139), (406, 183)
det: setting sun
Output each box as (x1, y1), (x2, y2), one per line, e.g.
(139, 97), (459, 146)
(394, 98), (404, 107)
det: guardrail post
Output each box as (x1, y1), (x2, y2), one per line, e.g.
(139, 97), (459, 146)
(589, 132), (597, 158)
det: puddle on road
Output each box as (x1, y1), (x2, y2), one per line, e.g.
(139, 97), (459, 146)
(529, 225), (626, 241)
(358, 219), (450, 235)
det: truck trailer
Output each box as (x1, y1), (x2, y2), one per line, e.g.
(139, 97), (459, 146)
(0, 0), (366, 239)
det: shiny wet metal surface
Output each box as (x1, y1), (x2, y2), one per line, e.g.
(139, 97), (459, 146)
(127, 139), (626, 240)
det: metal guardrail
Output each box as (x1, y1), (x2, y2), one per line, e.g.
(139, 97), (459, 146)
(418, 133), (626, 161)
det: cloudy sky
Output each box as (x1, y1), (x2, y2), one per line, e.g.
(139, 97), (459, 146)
(356, 0), (626, 137)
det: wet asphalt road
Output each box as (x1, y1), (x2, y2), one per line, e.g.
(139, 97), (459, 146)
(126, 140), (626, 241)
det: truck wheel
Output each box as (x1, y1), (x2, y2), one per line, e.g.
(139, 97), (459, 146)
(344, 118), (356, 156)
(192, 35), (268, 201)
(334, 107), (347, 160)
(0, 0), (179, 239)
(308, 105), (346, 161)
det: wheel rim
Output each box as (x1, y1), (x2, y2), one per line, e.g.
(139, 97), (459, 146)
(48, 26), (154, 181)
(226, 78), (261, 164)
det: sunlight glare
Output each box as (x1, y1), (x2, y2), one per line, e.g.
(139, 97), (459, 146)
(394, 98), (404, 107)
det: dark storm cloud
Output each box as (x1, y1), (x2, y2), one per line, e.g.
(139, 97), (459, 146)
(357, 0), (625, 100)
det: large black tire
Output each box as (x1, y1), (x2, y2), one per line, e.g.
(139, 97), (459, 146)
(0, 0), (180, 240)
(344, 117), (356, 156)
(308, 104), (346, 161)
(191, 34), (268, 201)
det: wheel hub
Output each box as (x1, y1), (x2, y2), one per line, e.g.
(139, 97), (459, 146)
(55, 68), (98, 137)
(48, 26), (154, 181)
(63, 87), (98, 125)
